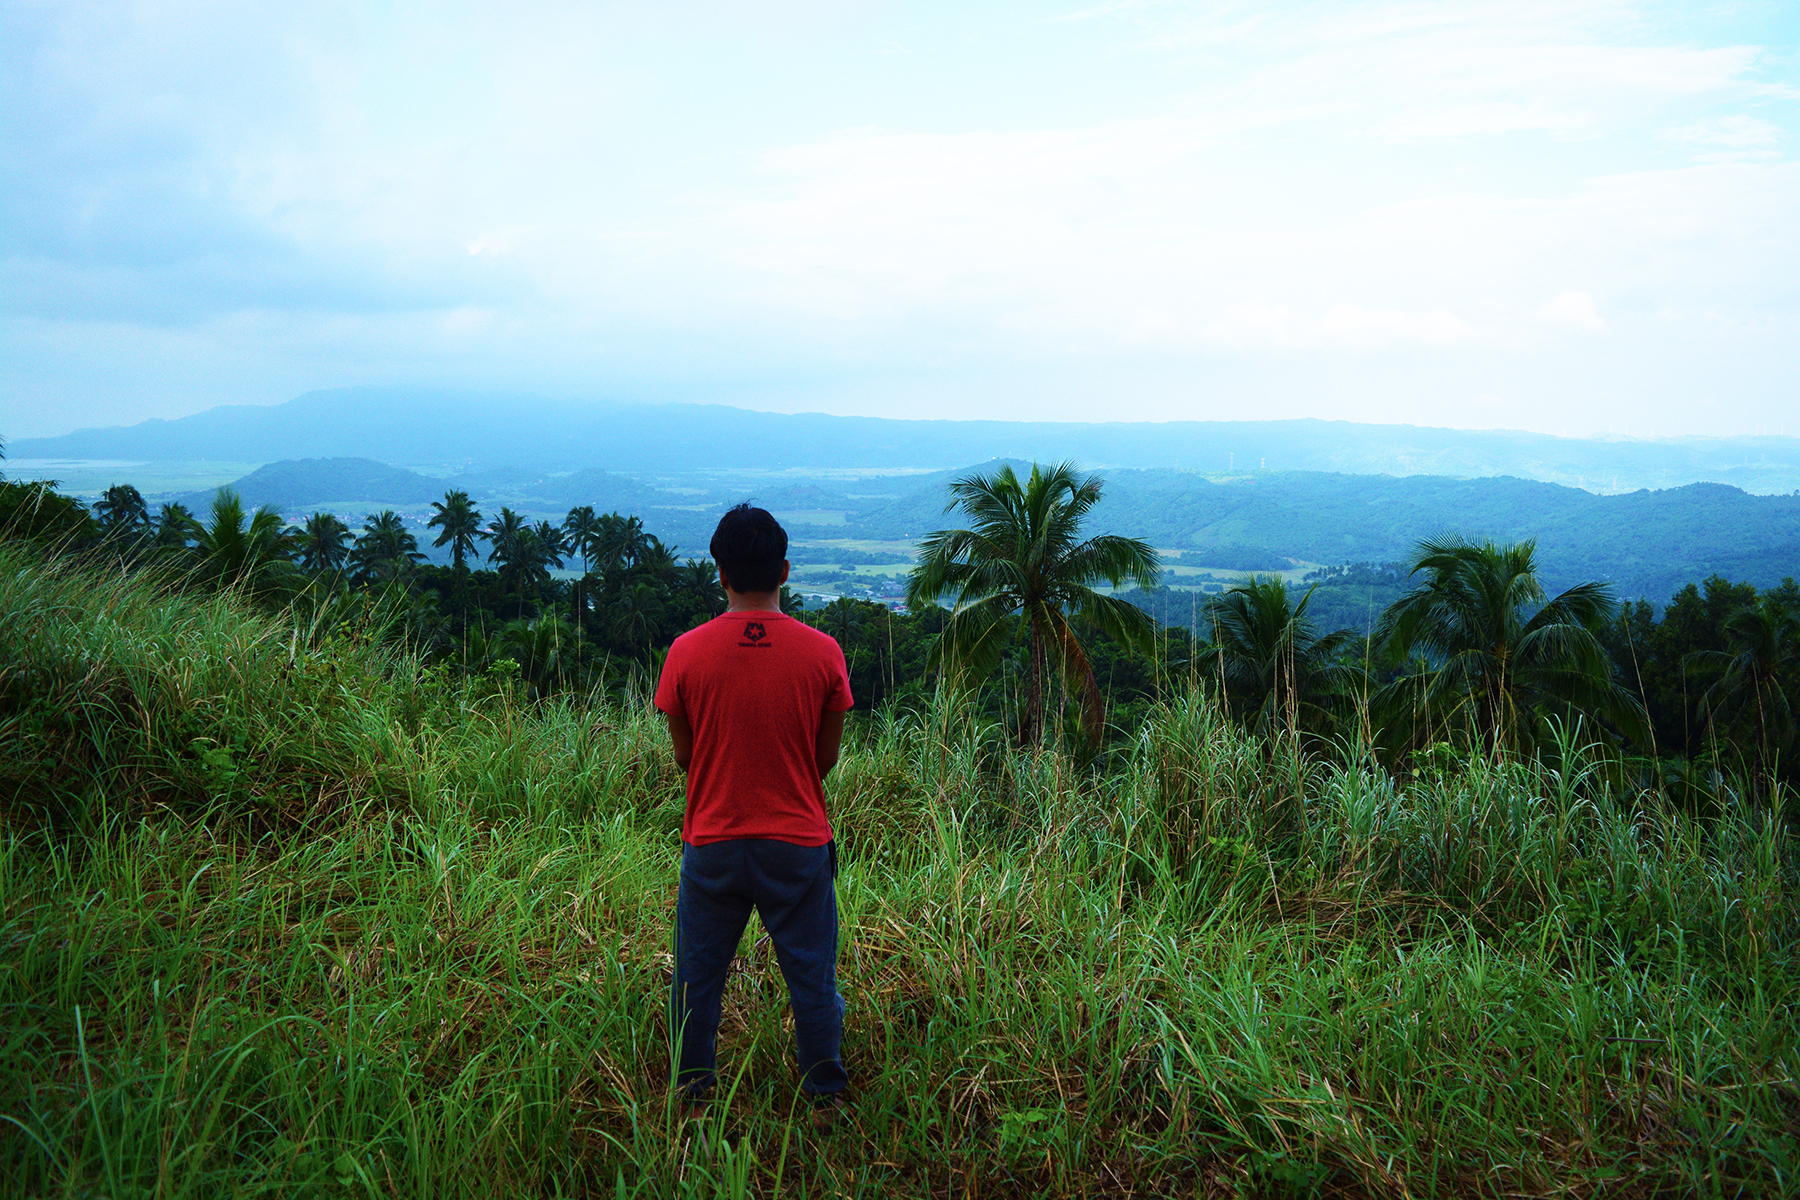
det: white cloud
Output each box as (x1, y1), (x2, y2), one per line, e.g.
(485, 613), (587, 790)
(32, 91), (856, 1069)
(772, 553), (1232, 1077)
(1323, 305), (1473, 347)
(441, 306), (496, 337)
(1202, 301), (1307, 349)
(659, 120), (1798, 364)
(1378, 102), (1580, 140)
(1665, 113), (1783, 152)
(1199, 301), (1473, 349)
(1539, 290), (1606, 331)
(3, 0), (1797, 438)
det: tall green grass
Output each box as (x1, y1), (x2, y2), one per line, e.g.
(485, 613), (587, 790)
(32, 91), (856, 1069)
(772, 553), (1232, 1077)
(2, 547), (1795, 1197)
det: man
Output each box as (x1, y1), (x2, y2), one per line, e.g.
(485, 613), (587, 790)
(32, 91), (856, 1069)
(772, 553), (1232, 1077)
(654, 503), (853, 1128)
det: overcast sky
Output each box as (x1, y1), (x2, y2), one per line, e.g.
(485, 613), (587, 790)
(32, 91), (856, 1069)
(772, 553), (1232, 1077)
(4, 0), (1797, 440)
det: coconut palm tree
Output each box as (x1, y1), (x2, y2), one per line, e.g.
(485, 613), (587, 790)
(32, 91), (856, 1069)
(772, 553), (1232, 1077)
(637, 533), (677, 575)
(94, 483), (149, 538)
(679, 557), (726, 621)
(153, 502), (198, 550)
(485, 512), (559, 613)
(531, 520), (567, 572)
(192, 489), (295, 591)
(905, 461), (1160, 745)
(1686, 594), (1798, 798)
(428, 490), (484, 572)
(587, 512), (622, 574)
(484, 507), (528, 569)
(612, 579), (664, 659)
(292, 512), (351, 574)
(563, 505), (603, 574)
(1197, 576), (1363, 742)
(500, 616), (578, 697)
(1375, 535), (1647, 758)
(349, 510), (424, 585)
(595, 512), (649, 574)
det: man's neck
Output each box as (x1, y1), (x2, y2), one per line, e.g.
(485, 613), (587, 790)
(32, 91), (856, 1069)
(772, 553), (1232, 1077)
(718, 560), (787, 613)
(725, 591), (782, 614)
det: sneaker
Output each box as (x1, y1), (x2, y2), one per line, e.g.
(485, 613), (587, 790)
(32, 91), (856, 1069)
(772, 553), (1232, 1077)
(680, 1093), (717, 1158)
(809, 1093), (849, 1132)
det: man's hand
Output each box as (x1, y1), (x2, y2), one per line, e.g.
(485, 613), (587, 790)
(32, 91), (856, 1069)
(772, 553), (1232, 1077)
(669, 707), (841, 778)
(816, 709), (846, 779)
(665, 709), (694, 773)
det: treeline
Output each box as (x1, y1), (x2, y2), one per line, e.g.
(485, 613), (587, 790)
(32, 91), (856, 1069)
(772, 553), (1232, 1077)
(4, 468), (1794, 805)
(0, 473), (1164, 728)
(855, 468), (1800, 601)
(1127, 562), (1800, 791)
(0, 478), (727, 696)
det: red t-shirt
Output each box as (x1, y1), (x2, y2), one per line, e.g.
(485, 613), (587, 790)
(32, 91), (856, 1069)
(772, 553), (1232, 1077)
(654, 610), (853, 847)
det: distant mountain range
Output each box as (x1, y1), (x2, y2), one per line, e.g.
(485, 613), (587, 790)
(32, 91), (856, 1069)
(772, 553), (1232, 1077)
(14, 386), (1800, 494)
(147, 453), (1800, 604)
(14, 389), (1797, 602)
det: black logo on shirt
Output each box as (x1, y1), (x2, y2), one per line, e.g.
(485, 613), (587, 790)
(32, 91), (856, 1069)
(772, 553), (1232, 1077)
(741, 621), (769, 647)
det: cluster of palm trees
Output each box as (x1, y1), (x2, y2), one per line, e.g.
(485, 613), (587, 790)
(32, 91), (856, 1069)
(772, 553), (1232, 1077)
(94, 484), (197, 552)
(86, 486), (425, 593)
(131, 488), (681, 601)
(63, 481), (726, 692)
(1181, 536), (1653, 761)
(86, 485), (298, 591)
(1683, 594), (1799, 798)
(419, 496), (715, 692)
(289, 510), (425, 584)
(79, 483), (687, 613)
(906, 462), (1667, 768)
(414, 492), (675, 586)
(38, 462), (1795, 787)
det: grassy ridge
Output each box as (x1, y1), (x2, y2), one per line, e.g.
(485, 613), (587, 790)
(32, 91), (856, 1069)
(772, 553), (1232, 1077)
(1, 549), (1796, 1197)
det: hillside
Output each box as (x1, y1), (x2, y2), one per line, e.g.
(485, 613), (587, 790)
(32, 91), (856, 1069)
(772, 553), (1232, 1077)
(3, 547), (1794, 1196)
(178, 457), (445, 510)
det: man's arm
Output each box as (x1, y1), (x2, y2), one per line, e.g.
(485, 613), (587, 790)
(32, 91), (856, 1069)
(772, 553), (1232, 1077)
(665, 709), (694, 773)
(815, 708), (846, 779)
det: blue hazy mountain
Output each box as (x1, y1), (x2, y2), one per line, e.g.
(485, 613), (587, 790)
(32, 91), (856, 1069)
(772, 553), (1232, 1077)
(13, 386), (1800, 494)
(175, 458), (690, 519)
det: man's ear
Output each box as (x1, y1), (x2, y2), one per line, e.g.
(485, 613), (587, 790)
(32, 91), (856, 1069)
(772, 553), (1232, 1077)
(717, 564), (733, 593)
(780, 560), (791, 586)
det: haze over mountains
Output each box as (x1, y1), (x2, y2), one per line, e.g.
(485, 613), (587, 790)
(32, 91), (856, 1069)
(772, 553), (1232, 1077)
(10, 388), (1798, 604)
(15, 387), (1800, 495)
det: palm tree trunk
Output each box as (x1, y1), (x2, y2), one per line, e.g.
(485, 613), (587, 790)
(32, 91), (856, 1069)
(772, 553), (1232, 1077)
(1754, 676), (1770, 812)
(1025, 611), (1048, 746)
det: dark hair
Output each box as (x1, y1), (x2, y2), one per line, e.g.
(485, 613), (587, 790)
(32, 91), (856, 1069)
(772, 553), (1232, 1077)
(709, 503), (787, 593)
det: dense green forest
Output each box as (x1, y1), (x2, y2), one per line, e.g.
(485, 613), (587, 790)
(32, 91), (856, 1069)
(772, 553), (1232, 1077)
(3, 456), (1795, 1196)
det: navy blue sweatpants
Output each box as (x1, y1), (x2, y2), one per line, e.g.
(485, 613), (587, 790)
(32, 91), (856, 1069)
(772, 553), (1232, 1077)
(670, 838), (847, 1100)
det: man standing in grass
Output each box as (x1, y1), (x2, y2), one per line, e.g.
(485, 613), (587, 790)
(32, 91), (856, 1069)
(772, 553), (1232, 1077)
(655, 503), (854, 1128)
